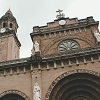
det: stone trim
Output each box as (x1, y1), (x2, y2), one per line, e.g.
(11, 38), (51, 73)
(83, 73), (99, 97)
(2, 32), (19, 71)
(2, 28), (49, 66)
(0, 90), (29, 100)
(45, 69), (100, 100)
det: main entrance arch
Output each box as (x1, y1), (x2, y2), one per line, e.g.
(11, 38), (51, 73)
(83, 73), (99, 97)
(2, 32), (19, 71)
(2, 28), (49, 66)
(0, 90), (29, 100)
(46, 69), (100, 100)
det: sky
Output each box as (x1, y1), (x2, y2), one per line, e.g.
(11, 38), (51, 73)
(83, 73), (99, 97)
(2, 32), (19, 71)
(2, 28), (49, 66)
(0, 0), (100, 58)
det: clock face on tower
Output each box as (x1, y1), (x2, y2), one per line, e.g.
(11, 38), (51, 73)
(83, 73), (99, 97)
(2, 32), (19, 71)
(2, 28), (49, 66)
(59, 20), (66, 25)
(1, 28), (6, 33)
(58, 40), (80, 53)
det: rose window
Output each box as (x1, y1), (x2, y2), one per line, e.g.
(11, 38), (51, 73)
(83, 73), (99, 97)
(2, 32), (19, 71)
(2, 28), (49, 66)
(58, 40), (80, 52)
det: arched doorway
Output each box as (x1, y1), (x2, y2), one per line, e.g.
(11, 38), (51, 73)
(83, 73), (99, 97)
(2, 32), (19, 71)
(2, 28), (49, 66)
(0, 90), (29, 100)
(0, 93), (25, 100)
(46, 69), (100, 100)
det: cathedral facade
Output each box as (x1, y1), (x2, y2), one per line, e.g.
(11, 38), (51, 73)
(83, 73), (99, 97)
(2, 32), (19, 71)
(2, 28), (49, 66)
(0, 9), (100, 100)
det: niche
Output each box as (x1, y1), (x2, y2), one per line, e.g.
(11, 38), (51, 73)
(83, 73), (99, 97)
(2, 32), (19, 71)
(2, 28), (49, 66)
(10, 23), (13, 28)
(3, 23), (7, 28)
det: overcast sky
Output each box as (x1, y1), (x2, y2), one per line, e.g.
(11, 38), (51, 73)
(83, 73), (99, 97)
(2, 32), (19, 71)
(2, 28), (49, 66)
(0, 0), (100, 58)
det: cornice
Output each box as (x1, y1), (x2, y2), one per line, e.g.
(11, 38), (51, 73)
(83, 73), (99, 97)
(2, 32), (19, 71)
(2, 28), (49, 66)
(41, 46), (100, 61)
(31, 18), (99, 37)
(0, 46), (100, 67)
(0, 57), (30, 68)
(0, 46), (100, 77)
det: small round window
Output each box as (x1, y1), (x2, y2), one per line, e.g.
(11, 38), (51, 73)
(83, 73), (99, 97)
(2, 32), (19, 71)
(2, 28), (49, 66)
(58, 40), (80, 53)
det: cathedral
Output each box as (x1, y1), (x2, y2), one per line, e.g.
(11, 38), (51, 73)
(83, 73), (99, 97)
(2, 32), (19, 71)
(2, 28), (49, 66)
(0, 9), (100, 100)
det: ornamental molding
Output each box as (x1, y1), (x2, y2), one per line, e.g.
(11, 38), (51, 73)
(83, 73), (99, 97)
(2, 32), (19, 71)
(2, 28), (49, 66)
(43, 35), (95, 54)
(0, 90), (29, 100)
(0, 58), (29, 67)
(45, 69), (100, 100)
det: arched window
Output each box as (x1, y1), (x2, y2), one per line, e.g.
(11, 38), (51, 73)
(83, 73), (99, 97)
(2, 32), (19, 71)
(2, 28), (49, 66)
(10, 23), (13, 28)
(3, 23), (6, 28)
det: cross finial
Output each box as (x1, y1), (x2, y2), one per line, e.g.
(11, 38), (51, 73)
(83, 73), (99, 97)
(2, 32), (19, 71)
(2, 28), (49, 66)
(56, 9), (65, 19)
(56, 9), (63, 15)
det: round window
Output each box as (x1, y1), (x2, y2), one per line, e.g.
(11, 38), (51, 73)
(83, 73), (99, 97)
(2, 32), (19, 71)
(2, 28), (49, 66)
(58, 40), (80, 53)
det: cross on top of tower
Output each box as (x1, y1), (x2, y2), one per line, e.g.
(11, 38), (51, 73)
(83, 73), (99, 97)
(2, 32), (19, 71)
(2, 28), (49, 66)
(56, 9), (63, 15)
(56, 9), (65, 19)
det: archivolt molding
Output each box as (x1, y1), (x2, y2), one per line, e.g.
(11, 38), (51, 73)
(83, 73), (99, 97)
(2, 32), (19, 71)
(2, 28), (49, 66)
(0, 90), (29, 100)
(45, 69), (100, 100)
(43, 35), (95, 54)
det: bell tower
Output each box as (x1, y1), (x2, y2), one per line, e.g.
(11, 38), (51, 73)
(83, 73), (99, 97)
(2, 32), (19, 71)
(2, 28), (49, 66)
(0, 9), (21, 62)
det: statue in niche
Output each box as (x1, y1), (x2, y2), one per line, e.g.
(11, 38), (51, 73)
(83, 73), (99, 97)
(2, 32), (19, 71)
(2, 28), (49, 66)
(94, 31), (100, 42)
(34, 40), (40, 52)
(33, 82), (41, 100)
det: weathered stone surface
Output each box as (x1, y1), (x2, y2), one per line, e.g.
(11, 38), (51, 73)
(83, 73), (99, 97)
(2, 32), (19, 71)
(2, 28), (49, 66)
(0, 10), (100, 100)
